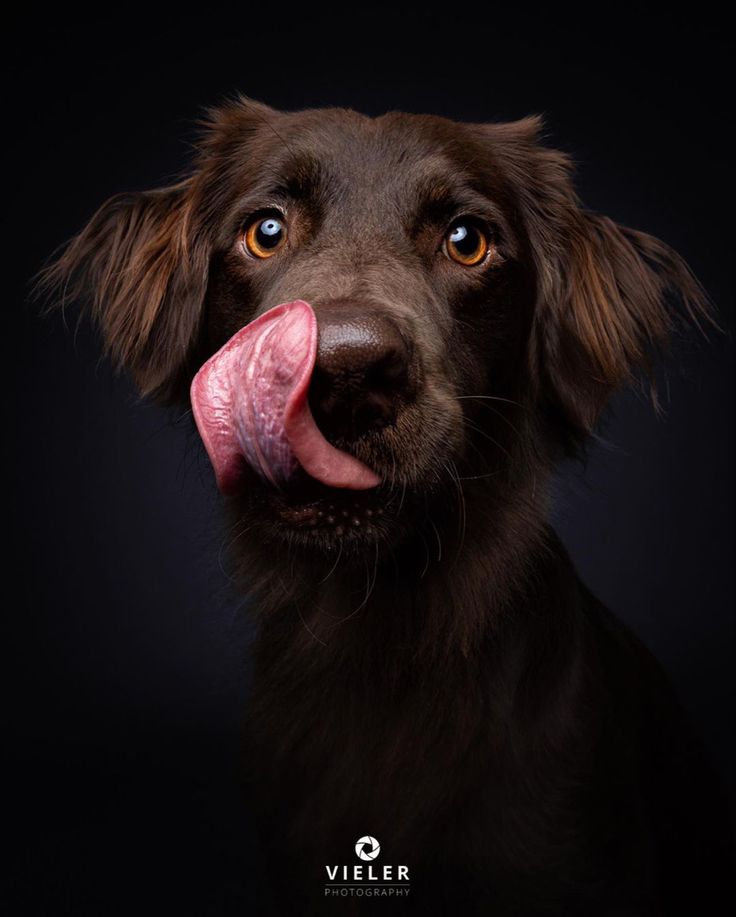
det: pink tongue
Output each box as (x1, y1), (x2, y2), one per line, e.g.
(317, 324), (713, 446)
(190, 300), (381, 495)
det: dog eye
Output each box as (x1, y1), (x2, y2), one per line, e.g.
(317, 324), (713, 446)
(444, 221), (489, 266)
(243, 213), (288, 259)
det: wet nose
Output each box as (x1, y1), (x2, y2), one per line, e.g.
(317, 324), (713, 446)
(308, 304), (413, 442)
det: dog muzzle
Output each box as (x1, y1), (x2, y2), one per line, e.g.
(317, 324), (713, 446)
(190, 300), (381, 495)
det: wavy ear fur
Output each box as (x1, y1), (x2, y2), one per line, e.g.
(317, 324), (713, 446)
(38, 96), (278, 403)
(39, 179), (208, 401)
(481, 117), (711, 443)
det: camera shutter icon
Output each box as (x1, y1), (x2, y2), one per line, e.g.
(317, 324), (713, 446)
(355, 836), (381, 861)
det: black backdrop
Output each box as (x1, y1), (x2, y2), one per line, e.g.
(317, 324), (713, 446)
(5, 11), (733, 915)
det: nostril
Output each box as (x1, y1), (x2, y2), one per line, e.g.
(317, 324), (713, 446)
(354, 392), (398, 432)
(365, 348), (409, 390)
(308, 371), (399, 442)
(308, 368), (344, 421)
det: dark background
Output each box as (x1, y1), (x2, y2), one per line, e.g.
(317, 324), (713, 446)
(5, 10), (733, 915)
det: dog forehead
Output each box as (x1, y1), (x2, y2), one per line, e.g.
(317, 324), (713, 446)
(253, 109), (479, 200)
(286, 107), (463, 153)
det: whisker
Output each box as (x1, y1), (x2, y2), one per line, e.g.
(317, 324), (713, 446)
(460, 402), (521, 438)
(278, 573), (327, 646)
(173, 407), (193, 426)
(446, 459), (467, 567)
(332, 542), (379, 624)
(417, 529), (431, 579)
(457, 395), (524, 439)
(457, 471), (499, 481)
(397, 480), (408, 515)
(456, 394), (524, 409)
(217, 518), (256, 582)
(463, 417), (513, 460)
(318, 538), (344, 585)
(429, 517), (443, 563)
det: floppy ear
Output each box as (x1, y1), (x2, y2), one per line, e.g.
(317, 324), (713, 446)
(40, 178), (209, 401)
(481, 117), (711, 441)
(533, 209), (710, 436)
(39, 96), (280, 403)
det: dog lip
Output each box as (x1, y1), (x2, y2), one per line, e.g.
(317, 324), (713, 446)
(268, 473), (388, 532)
(276, 496), (385, 531)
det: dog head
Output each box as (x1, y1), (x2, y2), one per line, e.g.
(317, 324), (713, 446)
(45, 98), (707, 557)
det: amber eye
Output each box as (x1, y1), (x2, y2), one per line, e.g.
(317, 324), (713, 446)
(444, 220), (489, 266)
(243, 213), (287, 258)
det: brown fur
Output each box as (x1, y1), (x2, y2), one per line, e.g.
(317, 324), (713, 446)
(42, 98), (725, 916)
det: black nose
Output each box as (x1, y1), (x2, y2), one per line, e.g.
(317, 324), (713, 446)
(308, 304), (412, 442)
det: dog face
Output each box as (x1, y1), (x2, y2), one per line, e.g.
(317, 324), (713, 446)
(47, 99), (705, 556)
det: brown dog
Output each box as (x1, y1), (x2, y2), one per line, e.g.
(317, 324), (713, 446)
(45, 98), (727, 915)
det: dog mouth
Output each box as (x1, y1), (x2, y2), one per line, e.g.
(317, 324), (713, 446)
(190, 300), (381, 497)
(266, 471), (389, 536)
(190, 299), (402, 543)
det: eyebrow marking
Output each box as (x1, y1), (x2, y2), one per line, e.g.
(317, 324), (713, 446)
(268, 153), (326, 201)
(414, 181), (463, 219)
(408, 174), (492, 236)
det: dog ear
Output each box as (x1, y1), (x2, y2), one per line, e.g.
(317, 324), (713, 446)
(40, 179), (207, 401)
(480, 117), (711, 440)
(40, 96), (279, 403)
